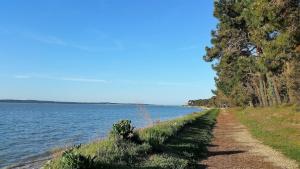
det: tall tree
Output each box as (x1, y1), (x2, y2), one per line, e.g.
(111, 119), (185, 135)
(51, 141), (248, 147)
(204, 0), (300, 107)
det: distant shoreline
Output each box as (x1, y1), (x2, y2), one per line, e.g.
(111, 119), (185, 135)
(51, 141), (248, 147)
(0, 100), (186, 107)
(0, 99), (146, 105)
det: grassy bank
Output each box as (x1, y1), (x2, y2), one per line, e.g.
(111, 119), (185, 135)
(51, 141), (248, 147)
(233, 105), (300, 165)
(142, 109), (218, 168)
(44, 109), (219, 169)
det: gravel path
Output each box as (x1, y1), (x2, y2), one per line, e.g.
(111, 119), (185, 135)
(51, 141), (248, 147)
(200, 110), (299, 169)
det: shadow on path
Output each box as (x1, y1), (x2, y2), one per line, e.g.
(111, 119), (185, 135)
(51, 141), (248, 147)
(208, 150), (245, 157)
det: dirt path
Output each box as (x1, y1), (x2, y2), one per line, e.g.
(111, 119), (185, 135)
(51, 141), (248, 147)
(200, 110), (299, 169)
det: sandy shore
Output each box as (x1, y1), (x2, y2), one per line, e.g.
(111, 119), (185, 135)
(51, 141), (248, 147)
(5, 154), (52, 169)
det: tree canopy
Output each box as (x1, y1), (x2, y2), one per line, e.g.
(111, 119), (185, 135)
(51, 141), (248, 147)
(203, 0), (300, 107)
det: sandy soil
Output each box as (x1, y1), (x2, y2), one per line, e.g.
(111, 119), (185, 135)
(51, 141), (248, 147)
(5, 156), (51, 169)
(200, 110), (299, 169)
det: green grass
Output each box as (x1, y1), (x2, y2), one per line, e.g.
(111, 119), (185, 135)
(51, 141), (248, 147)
(143, 110), (218, 168)
(137, 111), (216, 151)
(233, 105), (300, 166)
(44, 109), (219, 169)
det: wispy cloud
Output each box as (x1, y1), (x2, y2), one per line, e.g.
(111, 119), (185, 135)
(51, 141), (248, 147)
(24, 33), (98, 52)
(12, 74), (197, 87)
(0, 27), (125, 52)
(29, 33), (125, 52)
(13, 74), (108, 83)
(27, 33), (67, 46)
(60, 77), (108, 83)
(12, 74), (201, 87)
(71, 40), (125, 52)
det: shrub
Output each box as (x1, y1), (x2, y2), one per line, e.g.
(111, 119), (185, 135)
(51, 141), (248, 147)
(111, 120), (135, 140)
(60, 147), (96, 169)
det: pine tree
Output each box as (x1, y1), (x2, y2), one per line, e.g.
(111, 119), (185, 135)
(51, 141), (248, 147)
(204, 0), (300, 107)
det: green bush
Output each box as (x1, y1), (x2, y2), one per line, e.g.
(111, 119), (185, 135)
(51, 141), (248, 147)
(60, 147), (96, 169)
(111, 120), (135, 140)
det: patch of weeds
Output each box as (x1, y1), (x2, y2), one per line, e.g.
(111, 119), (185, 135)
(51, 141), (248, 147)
(96, 137), (151, 167)
(142, 154), (189, 169)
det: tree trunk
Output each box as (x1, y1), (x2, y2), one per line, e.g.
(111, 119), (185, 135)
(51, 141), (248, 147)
(263, 76), (269, 106)
(259, 73), (268, 107)
(266, 73), (277, 105)
(284, 61), (298, 103)
(252, 75), (263, 106)
(272, 76), (282, 105)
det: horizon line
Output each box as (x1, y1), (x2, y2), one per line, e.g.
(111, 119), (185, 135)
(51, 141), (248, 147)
(0, 99), (185, 106)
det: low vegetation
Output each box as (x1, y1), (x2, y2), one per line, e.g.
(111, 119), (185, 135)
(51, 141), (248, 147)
(60, 146), (96, 169)
(143, 110), (218, 168)
(233, 105), (300, 165)
(44, 109), (219, 169)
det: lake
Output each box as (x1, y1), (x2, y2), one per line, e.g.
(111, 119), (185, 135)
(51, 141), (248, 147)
(0, 103), (201, 168)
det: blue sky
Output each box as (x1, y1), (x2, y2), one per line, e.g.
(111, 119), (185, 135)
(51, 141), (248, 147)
(0, 0), (217, 105)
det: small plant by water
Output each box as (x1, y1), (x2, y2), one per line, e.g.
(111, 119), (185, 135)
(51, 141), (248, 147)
(111, 120), (135, 140)
(60, 145), (96, 169)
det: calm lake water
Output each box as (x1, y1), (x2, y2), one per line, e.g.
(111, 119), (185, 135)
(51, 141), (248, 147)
(0, 103), (201, 168)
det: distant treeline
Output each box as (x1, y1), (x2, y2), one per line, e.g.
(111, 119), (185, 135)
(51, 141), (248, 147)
(188, 97), (219, 107)
(203, 0), (300, 107)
